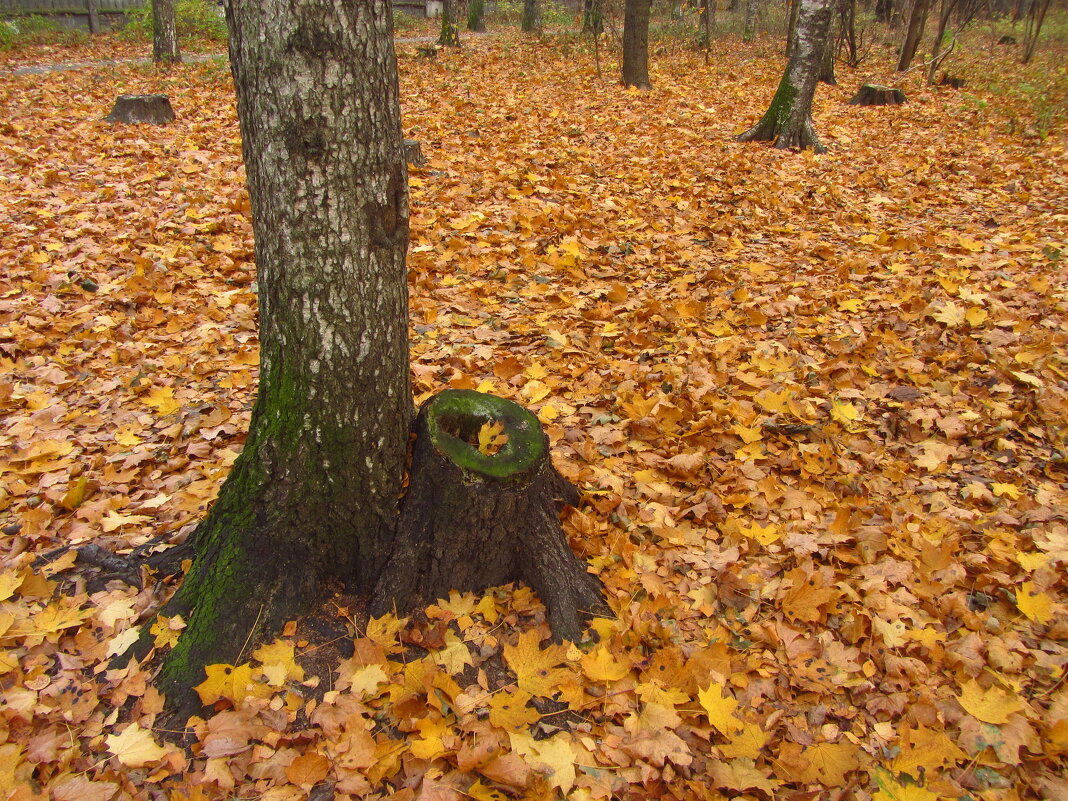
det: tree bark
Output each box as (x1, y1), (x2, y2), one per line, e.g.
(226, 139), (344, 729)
(467, 0), (486, 32)
(744, 0), (757, 42)
(736, 0), (834, 152)
(583, 0), (604, 34)
(896, 0), (931, 70)
(372, 391), (607, 643)
(819, 0), (840, 84)
(439, 0), (461, 45)
(1021, 0), (1051, 64)
(622, 0), (652, 90)
(105, 94), (176, 124)
(925, 0), (956, 84)
(87, 0), (100, 34)
(152, 0), (181, 63)
(522, 0), (541, 33)
(154, 0), (412, 716)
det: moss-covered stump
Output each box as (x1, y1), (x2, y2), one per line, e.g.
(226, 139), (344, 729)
(848, 84), (907, 106)
(371, 390), (607, 642)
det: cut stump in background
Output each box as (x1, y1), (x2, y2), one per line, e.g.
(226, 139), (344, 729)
(848, 84), (907, 106)
(404, 139), (427, 166)
(371, 389), (607, 642)
(105, 95), (176, 125)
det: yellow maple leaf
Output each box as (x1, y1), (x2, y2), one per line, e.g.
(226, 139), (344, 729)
(339, 663), (389, 696)
(477, 420), (509, 456)
(194, 662), (273, 705)
(1015, 581), (1054, 624)
(150, 615), (184, 650)
(503, 629), (572, 697)
(719, 721), (768, 759)
(830, 400), (861, 425)
(0, 571), (20, 603)
(797, 742), (860, 786)
(489, 687), (540, 730)
(106, 722), (169, 768)
(740, 521), (780, 546)
(434, 629), (475, 675)
(838, 298), (864, 313)
(580, 645), (630, 683)
(509, 732), (577, 795)
(698, 682), (742, 735)
(966, 306), (989, 326)
(142, 386), (180, 415)
(754, 388), (791, 414)
(410, 716), (451, 760)
(932, 302), (965, 327)
(957, 680), (1027, 724)
(992, 482), (1022, 500)
(914, 439), (955, 471)
(252, 638), (304, 685)
(872, 771), (938, 801)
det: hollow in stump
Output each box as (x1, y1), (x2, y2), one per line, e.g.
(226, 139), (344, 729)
(848, 85), (906, 106)
(404, 139), (427, 167)
(371, 390), (607, 642)
(105, 94), (175, 124)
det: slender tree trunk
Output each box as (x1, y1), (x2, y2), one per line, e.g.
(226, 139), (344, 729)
(440, 0), (461, 45)
(701, 0), (715, 59)
(155, 0), (412, 716)
(925, 0), (956, 83)
(785, 0), (801, 55)
(736, 0), (835, 152)
(842, 0), (858, 66)
(467, 0), (486, 32)
(897, 0), (931, 70)
(819, 8), (838, 84)
(583, 0), (604, 34)
(622, 0), (652, 89)
(522, 0), (541, 32)
(1021, 0), (1051, 63)
(875, 0), (893, 23)
(152, 0), (181, 63)
(744, 0), (757, 41)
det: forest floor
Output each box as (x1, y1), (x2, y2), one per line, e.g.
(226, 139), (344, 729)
(0, 20), (1067, 801)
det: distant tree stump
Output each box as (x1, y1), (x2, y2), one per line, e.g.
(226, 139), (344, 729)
(848, 84), (907, 106)
(937, 73), (965, 89)
(105, 94), (175, 124)
(404, 139), (427, 167)
(998, 35), (1016, 45)
(371, 390), (607, 642)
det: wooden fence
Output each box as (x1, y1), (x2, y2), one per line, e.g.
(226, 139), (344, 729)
(0, 0), (143, 14)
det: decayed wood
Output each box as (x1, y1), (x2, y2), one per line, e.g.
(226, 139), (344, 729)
(848, 84), (906, 106)
(371, 390), (607, 642)
(105, 94), (176, 124)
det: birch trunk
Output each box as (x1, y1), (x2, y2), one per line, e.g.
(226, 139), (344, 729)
(152, 0), (181, 63)
(155, 0), (412, 716)
(736, 0), (834, 152)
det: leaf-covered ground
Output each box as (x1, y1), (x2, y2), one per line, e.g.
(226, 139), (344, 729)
(1, 24), (1067, 801)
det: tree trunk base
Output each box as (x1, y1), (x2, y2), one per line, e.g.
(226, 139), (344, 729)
(847, 84), (906, 106)
(105, 94), (176, 124)
(736, 116), (826, 154)
(371, 390), (607, 642)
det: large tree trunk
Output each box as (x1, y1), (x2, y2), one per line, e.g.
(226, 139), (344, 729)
(522, 0), (541, 32)
(736, 0), (835, 152)
(467, 0), (486, 32)
(373, 391), (606, 643)
(155, 0), (412, 714)
(152, 0), (181, 63)
(622, 0), (652, 89)
(896, 0), (931, 70)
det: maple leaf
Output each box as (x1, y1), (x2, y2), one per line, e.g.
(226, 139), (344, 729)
(580, 644), (629, 682)
(252, 638), (305, 685)
(488, 688), (540, 730)
(142, 385), (180, 415)
(285, 752), (331, 788)
(698, 682), (742, 735)
(194, 662), (274, 705)
(1016, 581), (1054, 624)
(477, 420), (509, 455)
(957, 680), (1028, 724)
(105, 722), (169, 767)
(503, 629), (571, 696)
(508, 732), (577, 795)
(434, 630), (475, 674)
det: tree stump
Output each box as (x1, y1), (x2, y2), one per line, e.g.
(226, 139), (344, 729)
(848, 84), (906, 106)
(404, 139), (427, 167)
(937, 73), (965, 89)
(105, 95), (175, 124)
(998, 35), (1016, 45)
(371, 390), (607, 642)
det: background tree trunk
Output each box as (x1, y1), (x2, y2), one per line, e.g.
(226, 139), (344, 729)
(155, 0), (412, 716)
(152, 0), (181, 63)
(1021, 0), (1051, 64)
(622, 0), (652, 89)
(896, 0), (931, 70)
(87, 0), (100, 34)
(522, 0), (541, 32)
(736, 0), (835, 152)
(440, 0), (461, 45)
(744, 0), (757, 41)
(583, 0), (604, 34)
(925, 0), (956, 83)
(467, 0), (486, 32)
